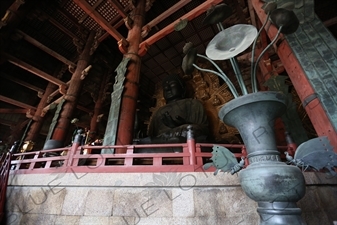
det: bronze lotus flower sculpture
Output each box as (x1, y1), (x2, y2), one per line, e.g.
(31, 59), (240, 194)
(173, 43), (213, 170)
(182, 3), (300, 96)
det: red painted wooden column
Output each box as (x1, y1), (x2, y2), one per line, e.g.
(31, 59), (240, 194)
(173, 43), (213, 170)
(251, 0), (337, 150)
(116, 0), (145, 150)
(25, 82), (58, 141)
(51, 32), (95, 142)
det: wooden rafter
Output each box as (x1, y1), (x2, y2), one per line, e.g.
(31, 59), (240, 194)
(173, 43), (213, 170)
(324, 16), (337, 27)
(16, 30), (76, 67)
(0, 108), (28, 114)
(0, 95), (37, 110)
(0, 72), (45, 94)
(77, 105), (92, 114)
(98, 19), (125, 42)
(78, 0), (104, 24)
(42, 96), (92, 116)
(0, 118), (17, 127)
(1, 52), (67, 87)
(73, 0), (125, 41)
(144, 0), (192, 29)
(49, 17), (78, 39)
(107, 0), (127, 18)
(97, 3), (133, 42)
(139, 0), (223, 49)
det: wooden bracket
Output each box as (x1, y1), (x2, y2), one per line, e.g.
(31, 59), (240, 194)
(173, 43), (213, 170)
(81, 65), (92, 80)
(59, 85), (67, 95)
(124, 16), (134, 30)
(138, 42), (150, 56)
(141, 25), (151, 38)
(26, 109), (35, 119)
(118, 38), (129, 54)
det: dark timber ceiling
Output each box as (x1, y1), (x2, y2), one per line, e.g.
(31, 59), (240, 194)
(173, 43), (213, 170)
(0, 0), (336, 147)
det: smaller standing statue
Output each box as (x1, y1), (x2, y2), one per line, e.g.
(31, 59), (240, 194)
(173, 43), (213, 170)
(17, 140), (34, 160)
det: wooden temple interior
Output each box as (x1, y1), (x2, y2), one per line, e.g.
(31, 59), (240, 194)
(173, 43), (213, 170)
(0, 0), (336, 153)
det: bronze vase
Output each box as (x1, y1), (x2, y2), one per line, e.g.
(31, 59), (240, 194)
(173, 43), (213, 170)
(219, 91), (306, 225)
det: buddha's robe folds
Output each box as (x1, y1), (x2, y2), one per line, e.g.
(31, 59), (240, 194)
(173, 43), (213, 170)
(148, 98), (209, 143)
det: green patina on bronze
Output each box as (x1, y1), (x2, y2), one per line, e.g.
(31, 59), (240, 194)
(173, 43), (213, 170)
(45, 98), (65, 142)
(102, 57), (130, 154)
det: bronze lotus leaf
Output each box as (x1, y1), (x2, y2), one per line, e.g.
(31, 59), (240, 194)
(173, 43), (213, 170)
(202, 3), (232, 25)
(270, 8), (299, 34)
(182, 46), (197, 75)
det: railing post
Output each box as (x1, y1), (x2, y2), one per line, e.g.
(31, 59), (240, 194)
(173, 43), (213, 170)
(241, 145), (249, 167)
(285, 132), (297, 156)
(124, 146), (134, 166)
(195, 144), (204, 166)
(0, 152), (12, 221)
(66, 132), (83, 166)
(187, 125), (196, 165)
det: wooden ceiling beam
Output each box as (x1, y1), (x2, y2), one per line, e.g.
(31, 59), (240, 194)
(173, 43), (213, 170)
(98, 19), (125, 42)
(78, 0), (104, 25)
(73, 0), (125, 41)
(141, 0), (192, 36)
(55, 8), (81, 29)
(76, 104), (92, 114)
(2, 52), (68, 88)
(0, 72), (45, 94)
(139, 0), (223, 49)
(46, 80), (91, 104)
(0, 108), (27, 114)
(49, 17), (78, 39)
(47, 82), (70, 103)
(247, 0), (257, 27)
(42, 96), (92, 116)
(0, 95), (37, 110)
(16, 30), (76, 67)
(42, 96), (63, 115)
(97, 3), (132, 42)
(324, 16), (337, 27)
(0, 118), (16, 127)
(107, 0), (127, 18)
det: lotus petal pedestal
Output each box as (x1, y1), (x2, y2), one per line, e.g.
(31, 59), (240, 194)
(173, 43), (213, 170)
(219, 92), (306, 225)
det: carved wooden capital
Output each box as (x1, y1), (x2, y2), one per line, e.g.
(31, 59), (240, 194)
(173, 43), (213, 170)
(141, 25), (151, 38)
(68, 64), (76, 74)
(80, 65), (92, 80)
(118, 38), (129, 54)
(59, 85), (67, 95)
(124, 16), (134, 30)
(37, 91), (44, 98)
(40, 108), (47, 117)
(0, 10), (11, 28)
(26, 109), (35, 119)
(90, 29), (103, 55)
(138, 42), (150, 56)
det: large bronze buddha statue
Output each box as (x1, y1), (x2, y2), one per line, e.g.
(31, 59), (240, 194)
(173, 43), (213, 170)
(139, 74), (209, 144)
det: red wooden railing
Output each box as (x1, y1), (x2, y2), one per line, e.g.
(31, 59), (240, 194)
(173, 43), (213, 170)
(0, 152), (12, 221)
(9, 139), (288, 175)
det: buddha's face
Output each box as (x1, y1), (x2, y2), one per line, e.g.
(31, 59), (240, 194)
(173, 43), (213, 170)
(163, 79), (183, 102)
